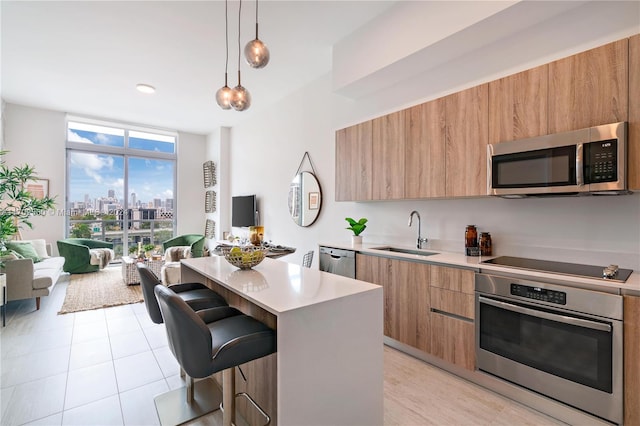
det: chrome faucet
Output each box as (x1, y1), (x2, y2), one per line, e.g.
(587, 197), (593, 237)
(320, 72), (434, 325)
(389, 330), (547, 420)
(408, 210), (428, 249)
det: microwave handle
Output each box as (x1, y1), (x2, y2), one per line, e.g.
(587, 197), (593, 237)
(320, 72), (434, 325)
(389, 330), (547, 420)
(478, 296), (611, 332)
(576, 143), (584, 186)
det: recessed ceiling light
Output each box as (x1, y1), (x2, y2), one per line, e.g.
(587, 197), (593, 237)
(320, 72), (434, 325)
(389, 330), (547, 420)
(136, 84), (156, 94)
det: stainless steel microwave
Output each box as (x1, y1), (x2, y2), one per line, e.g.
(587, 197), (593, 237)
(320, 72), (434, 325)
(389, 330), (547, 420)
(487, 122), (628, 197)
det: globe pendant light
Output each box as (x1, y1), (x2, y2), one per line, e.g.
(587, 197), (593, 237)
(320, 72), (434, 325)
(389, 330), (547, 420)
(231, 0), (251, 111)
(215, 0), (232, 109)
(244, 0), (269, 68)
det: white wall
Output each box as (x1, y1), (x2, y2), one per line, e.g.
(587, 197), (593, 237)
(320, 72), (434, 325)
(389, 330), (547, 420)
(228, 47), (640, 270)
(176, 131), (207, 235)
(3, 103), (206, 254)
(4, 104), (66, 247)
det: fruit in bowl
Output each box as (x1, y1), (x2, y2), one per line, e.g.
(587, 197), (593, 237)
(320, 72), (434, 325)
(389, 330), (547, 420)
(221, 245), (267, 269)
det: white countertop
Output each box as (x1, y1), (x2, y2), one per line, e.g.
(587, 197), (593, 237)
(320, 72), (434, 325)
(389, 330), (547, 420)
(181, 256), (381, 315)
(320, 241), (640, 296)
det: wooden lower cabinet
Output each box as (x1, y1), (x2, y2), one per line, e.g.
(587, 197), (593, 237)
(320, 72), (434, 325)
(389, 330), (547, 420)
(357, 255), (477, 371)
(430, 311), (475, 371)
(429, 265), (476, 371)
(624, 295), (640, 425)
(356, 254), (430, 353)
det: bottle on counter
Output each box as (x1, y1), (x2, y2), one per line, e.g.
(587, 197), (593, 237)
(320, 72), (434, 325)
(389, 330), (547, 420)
(465, 225), (479, 256)
(480, 232), (492, 256)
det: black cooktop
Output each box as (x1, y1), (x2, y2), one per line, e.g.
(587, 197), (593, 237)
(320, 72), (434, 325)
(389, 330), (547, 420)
(482, 256), (633, 283)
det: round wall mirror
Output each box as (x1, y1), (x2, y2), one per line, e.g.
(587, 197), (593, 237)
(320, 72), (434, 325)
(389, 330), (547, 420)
(288, 171), (322, 227)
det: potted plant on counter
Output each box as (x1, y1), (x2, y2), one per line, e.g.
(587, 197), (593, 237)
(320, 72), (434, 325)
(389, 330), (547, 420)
(345, 217), (367, 245)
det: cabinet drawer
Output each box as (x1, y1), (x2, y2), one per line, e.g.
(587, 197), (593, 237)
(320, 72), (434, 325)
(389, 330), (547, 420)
(430, 287), (474, 320)
(430, 311), (475, 371)
(430, 265), (475, 294)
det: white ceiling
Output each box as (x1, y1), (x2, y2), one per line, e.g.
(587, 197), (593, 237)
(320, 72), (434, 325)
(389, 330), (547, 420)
(1, 1), (396, 135)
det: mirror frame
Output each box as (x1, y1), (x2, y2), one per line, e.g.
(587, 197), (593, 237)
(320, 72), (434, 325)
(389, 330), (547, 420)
(288, 171), (322, 227)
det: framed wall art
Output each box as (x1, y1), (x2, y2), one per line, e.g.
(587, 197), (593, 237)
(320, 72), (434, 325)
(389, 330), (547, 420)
(23, 179), (49, 200)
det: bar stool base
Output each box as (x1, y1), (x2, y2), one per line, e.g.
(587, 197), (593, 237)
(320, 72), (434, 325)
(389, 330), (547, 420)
(155, 378), (221, 426)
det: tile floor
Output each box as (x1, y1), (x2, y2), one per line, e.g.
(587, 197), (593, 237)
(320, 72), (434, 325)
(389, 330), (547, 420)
(1, 269), (564, 426)
(1, 272), (185, 426)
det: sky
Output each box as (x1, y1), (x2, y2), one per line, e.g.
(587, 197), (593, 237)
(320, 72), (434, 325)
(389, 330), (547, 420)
(67, 126), (175, 207)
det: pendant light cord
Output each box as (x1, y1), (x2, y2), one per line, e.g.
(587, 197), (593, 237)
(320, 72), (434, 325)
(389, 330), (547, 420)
(255, 0), (259, 39)
(237, 0), (242, 85)
(224, 0), (229, 85)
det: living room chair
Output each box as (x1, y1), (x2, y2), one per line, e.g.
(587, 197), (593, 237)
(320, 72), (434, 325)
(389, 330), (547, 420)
(57, 238), (114, 274)
(162, 234), (206, 258)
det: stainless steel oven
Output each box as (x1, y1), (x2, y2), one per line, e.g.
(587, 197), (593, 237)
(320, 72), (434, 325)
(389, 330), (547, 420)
(476, 273), (623, 424)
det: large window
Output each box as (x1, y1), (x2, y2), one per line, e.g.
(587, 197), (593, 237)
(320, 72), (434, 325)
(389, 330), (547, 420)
(66, 118), (177, 259)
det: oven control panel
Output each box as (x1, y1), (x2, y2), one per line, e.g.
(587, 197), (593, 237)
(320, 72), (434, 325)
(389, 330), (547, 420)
(510, 284), (566, 305)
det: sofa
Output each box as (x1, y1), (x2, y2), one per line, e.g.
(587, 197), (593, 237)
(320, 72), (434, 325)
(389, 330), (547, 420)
(57, 238), (114, 274)
(3, 239), (65, 310)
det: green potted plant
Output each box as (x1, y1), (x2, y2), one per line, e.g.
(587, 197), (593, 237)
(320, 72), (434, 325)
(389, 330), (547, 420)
(0, 151), (56, 252)
(345, 217), (367, 245)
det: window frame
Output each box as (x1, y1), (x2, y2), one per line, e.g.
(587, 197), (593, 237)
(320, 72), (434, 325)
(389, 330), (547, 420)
(65, 115), (178, 256)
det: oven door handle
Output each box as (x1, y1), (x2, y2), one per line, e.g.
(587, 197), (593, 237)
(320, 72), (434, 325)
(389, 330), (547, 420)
(479, 296), (612, 332)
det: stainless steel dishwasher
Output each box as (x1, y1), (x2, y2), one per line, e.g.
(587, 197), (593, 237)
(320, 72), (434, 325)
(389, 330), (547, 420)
(319, 246), (356, 278)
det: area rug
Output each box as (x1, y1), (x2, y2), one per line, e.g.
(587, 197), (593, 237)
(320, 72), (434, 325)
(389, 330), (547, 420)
(58, 267), (143, 314)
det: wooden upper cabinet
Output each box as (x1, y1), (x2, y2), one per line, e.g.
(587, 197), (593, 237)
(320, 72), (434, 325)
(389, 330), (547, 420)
(405, 99), (446, 198)
(549, 39), (628, 133)
(629, 34), (640, 191)
(445, 84), (489, 197)
(335, 121), (373, 201)
(488, 65), (548, 144)
(372, 111), (405, 200)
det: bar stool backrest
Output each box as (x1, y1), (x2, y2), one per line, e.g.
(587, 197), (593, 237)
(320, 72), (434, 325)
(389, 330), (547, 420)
(155, 284), (215, 378)
(137, 263), (165, 324)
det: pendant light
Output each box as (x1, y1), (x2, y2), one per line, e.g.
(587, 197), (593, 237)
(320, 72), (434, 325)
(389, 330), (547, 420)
(215, 0), (232, 109)
(244, 0), (269, 68)
(230, 0), (251, 111)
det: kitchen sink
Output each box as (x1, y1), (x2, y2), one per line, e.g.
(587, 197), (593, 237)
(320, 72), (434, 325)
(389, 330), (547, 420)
(371, 246), (438, 256)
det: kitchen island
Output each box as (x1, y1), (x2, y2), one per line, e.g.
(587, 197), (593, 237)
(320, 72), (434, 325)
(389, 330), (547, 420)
(180, 256), (383, 426)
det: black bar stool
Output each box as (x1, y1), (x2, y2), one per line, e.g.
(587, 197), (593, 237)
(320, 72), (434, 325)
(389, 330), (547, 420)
(155, 284), (277, 426)
(136, 262), (228, 324)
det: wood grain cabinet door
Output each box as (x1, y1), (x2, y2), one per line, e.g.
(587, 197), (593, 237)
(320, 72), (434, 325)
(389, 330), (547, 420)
(488, 64), (548, 144)
(372, 111), (405, 200)
(549, 39), (628, 133)
(445, 84), (489, 197)
(405, 99), (446, 198)
(335, 121), (373, 201)
(629, 34), (640, 191)
(430, 311), (475, 371)
(356, 254), (431, 353)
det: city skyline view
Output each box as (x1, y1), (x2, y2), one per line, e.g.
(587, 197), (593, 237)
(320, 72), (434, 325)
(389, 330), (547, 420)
(67, 124), (175, 210)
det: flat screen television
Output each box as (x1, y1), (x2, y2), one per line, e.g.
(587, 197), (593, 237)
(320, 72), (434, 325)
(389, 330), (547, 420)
(232, 195), (257, 227)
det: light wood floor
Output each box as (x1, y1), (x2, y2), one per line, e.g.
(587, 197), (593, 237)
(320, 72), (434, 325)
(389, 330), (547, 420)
(383, 346), (565, 425)
(187, 345), (565, 426)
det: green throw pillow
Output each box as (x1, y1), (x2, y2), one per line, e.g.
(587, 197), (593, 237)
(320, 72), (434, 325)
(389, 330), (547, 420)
(5, 241), (41, 263)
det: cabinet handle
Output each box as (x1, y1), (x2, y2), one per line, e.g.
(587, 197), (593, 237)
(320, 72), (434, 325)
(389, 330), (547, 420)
(430, 308), (474, 323)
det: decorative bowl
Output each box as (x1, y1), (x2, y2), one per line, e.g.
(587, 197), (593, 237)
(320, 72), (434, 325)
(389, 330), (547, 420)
(221, 245), (268, 270)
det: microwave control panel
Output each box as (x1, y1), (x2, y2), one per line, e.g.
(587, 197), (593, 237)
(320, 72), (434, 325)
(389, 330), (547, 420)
(585, 139), (617, 183)
(510, 284), (567, 305)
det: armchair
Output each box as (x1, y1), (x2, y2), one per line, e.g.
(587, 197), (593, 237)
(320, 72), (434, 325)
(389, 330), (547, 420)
(162, 234), (206, 258)
(57, 238), (114, 274)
